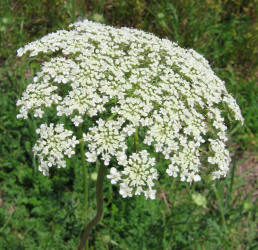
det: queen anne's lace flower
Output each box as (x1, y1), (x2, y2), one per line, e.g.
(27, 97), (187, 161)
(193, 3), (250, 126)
(17, 19), (243, 199)
(107, 150), (158, 199)
(33, 123), (79, 176)
(83, 118), (128, 166)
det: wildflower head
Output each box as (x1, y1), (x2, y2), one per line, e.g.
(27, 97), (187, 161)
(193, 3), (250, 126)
(17, 20), (243, 199)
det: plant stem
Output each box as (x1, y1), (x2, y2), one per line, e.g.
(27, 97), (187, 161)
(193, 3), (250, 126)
(78, 161), (106, 250)
(71, 0), (76, 22)
(106, 112), (117, 121)
(213, 185), (228, 234)
(135, 126), (139, 152)
(79, 125), (89, 250)
(79, 126), (89, 220)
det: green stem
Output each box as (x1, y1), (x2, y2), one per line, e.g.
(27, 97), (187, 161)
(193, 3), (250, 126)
(78, 161), (106, 250)
(106, 112), (117, 121)
(135, 126), (139, 152)
(79, 125), (89, 250)
(79, 126), (88, 220)
(71, 0), (76, 22)
(213, 185), (228, 233)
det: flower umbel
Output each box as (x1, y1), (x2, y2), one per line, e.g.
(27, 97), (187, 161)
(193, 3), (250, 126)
(107, 150), (158, 199)
(17, 19), (244, 199)
(33, 123), (79, 176)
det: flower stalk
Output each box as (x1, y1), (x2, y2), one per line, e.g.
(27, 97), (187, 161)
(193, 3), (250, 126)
(79, 125), (89, 220)
(135, 126), (139, 152)
(79, 124), (89, 249)
(78, 161), (106, 250)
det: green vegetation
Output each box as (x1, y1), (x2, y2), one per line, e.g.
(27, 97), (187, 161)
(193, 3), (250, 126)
(0, 0), (257, 249)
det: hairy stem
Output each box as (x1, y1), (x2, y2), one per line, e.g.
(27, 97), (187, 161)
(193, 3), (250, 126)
(78, 161), (106, 250)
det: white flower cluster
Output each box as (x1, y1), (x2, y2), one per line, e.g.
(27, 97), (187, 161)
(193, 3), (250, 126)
(33, 123), (79, 176)
(107, 150), (158, 199)
(17, 19), (244, 199)
(83, 118), (128, 166)
(208, 139), (231, 180)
